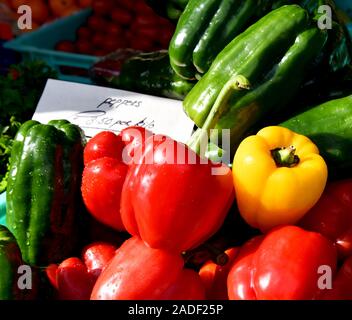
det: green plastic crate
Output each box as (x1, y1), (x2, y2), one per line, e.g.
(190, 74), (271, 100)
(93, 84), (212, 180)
(4, 9), (99, 84)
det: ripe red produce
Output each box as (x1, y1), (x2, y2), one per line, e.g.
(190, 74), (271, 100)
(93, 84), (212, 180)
(227, 226), (337, 300)
(55, 40), (76, 53)
(84, 131), (124, 165)
(77, 26), (90, 39)
(199, 248), (239, 300)
(82, 157), (128, 231)
(87, 15), (108, 31)
(56, 257), (94, 300)
(82, 242), (117, 281)
(46, 243), (117, 300)
(111, 8), (133, 26)
(92, 0), (114, 15)
(120, 126), (154, 164)
(91, 237), (205, 300)
(76, 39), (92, 55)
(161, 269), (206, 300)
(300, 179), (352, 259)
(121, 134), (235, 253)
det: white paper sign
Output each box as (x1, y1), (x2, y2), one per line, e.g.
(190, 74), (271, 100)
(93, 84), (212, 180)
(32, 79), (195, 143)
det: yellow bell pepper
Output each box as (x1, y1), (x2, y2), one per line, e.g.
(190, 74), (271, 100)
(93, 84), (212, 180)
(232, 126), (328, 232)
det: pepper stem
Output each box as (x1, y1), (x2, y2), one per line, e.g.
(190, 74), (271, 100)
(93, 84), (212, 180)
(271, 145), (300, 168)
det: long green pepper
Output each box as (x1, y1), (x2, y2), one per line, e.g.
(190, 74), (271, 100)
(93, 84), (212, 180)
(185, 5), (328, 156)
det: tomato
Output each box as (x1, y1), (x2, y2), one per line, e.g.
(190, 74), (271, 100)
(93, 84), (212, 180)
(77, 26), (90, 39)
(103, 36), (128, 52)
(134, 0), (156, 15)
(76, 39), (92, 55)
(55, 40), (76, 53)
(92, 0), (114, 15)
(110, 8), (133, 26)
(10, 0), (27, 10)
(78, 0), (92, 8)
(81, 157), (128, 231)
(27, 0), (49, 24)
(118, 0), (136, 11)
(136, 26), (160, 41)
(134, 14), (159, 28)
(84, 131), (124, 165)
(92, 33), (105, 48)
(87, 15), (108, 31)
(130, 36), (154, 51)
(49, 0), (76, 17)
(106, 23), (122, 36)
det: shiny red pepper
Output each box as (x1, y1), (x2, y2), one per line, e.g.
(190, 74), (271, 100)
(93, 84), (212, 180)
(199, 247), (239, 300)
(121, 134), (235, 253)
(91, 236), (205, 300)
(227, 226), (337, 300)
(81, 127), (152, 231)
(319, 256), (352, 300)
(46, 242), (117, 300)
(300, 179), (352, 259)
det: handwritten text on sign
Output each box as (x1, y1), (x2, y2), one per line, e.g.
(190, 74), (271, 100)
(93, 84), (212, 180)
(32, 80), (195, 143)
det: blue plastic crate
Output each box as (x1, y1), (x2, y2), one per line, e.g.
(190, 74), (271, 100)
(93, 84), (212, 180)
(4, 9), (99, 84)
(0, 192), (6, 227)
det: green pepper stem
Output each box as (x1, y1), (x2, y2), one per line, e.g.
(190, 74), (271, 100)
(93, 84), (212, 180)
(187, 74), (251, 157)
(271, 145), (300, 168)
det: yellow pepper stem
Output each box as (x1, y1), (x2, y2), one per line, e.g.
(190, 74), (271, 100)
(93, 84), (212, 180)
(271, 145), (300, 168)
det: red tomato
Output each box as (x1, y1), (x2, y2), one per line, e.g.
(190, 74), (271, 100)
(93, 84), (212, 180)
(77, 26), (90, 39)
(92, 33), (105, 48)
(106, 23), (122, 36)
(92, 0), (114, 15)
(136, 26), (160, 41)
(57, 258), (94, 300)
(78, 0), (93, 8)
(76, 39), (92, 55)
(82, 242), (117, 281)
(134, 14), (159, 28)
(87, 15), (108, 31)
(110, 8), (133, 26)
(119, 0), (135, 11)
(103, 36), (128, 52)
(84, 131), (125, 165)
(134, 0), (156, 15)
(55, 40), (76, 53)
(81, 157), (128, 231)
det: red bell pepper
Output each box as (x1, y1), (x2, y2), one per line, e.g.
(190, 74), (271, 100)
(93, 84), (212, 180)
(81, 127), (152, 231)
(160, 269), (206, 300)
(300, 179), (352, 259)
(318, 256), (352, 300)
(121, 134), (235, 253)
(91, 236), (206, 300)
(227, 226), (337, 300)
(46, 242), (117, 300)
(199, 247), (239, 300)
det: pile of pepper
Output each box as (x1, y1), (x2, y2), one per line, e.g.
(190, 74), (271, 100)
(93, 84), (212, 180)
(1, 0), (352, 300)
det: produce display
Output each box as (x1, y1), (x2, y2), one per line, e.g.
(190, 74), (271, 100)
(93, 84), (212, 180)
(3, 0), (88, 32)
(55, 0), (175, 56)
(1, 0), (352, 302)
